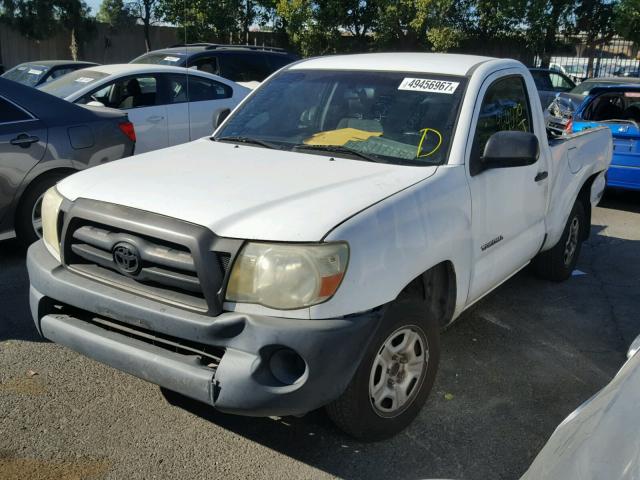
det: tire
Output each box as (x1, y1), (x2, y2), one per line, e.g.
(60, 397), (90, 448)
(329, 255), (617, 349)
(15, 173), (66, 246)
(532, 200), (586, 282)
(326, 298), (440, 441)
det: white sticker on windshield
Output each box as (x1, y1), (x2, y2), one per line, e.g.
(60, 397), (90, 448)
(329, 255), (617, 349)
(28, 69), (43, 75)
(163, 56), (181, 62)
(75, 77), (95, 83)
(398, 78), (459, 94)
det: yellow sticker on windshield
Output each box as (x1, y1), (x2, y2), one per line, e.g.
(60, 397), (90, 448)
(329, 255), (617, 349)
(304, 128), (382, 146)
(416, 128), (443, 158)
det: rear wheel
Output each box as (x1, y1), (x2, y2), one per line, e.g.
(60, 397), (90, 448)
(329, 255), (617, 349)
(15, 174), (66, 246)
(532, 200), (586, 281)
(326, 298), (440, 441)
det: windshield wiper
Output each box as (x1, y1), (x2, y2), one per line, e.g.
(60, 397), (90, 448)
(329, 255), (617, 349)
(293, 144), (385, 163)
(214, 136), (281, 150)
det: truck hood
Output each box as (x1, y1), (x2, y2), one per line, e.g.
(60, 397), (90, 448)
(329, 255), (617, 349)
(57, 138), (437, 241)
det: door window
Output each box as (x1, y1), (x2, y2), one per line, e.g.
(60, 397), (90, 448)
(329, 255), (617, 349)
(471, 75), (533, 166)
(219, 53), (271, 82)
(549, 72), (574, 91)
(78, 76), (158, 110)
(166, 74), (232, 103)
(0, 97), (31, 123)
(193, 57), (219, 75)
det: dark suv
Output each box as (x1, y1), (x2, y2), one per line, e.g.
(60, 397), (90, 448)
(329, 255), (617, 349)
(130, 44), (298, 83)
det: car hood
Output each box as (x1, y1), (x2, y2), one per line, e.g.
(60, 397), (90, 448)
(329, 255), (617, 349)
(57, 138), (437, 241)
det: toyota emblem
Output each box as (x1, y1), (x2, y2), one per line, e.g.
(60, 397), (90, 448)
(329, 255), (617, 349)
(112, 242), (141, 275)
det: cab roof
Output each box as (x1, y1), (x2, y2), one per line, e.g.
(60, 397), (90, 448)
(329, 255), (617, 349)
(290, 53), (505, 77)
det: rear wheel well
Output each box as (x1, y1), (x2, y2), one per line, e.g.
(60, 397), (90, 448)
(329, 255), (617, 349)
(399, 261), (457, 329)
(576, 172), (600, 241)
(14, 168), (75, 224)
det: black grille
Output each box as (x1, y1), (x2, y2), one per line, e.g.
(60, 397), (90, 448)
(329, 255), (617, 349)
(65, 222), (208, 311)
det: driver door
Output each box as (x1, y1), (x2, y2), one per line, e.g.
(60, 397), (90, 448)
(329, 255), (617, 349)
(466, 72), (549, 304)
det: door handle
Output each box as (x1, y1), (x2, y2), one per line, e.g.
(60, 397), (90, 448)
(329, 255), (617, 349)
(147, 115), (164, 123)
(10, 134), (39, 148)
(534, 171), (549, 182)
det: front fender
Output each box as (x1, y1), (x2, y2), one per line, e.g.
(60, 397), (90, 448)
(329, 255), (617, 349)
(312, 166), (472, 320)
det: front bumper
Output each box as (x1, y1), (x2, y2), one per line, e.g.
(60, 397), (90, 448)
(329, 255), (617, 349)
(27, 241), (382, 416)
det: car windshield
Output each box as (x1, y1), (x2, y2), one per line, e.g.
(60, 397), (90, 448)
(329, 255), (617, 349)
(131, 52), (186, 65)
(39, 69), (109, 98)
(2, 64), (50, 86)
(215, 70), (467, 166)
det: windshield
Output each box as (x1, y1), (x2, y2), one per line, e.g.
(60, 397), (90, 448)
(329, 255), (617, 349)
(215, 70), (466, 166)
(2, 64), (50, 86)
(131, 52), (186, 65)
(39, 69), (109, 98)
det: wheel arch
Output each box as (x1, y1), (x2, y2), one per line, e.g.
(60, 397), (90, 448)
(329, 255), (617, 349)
(576, 171), (601, 241)
(397, 260), (457, 329)
(14, 167), (76, 225)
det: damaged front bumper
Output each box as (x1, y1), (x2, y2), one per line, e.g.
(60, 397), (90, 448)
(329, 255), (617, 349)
(27, 240), (382, 417)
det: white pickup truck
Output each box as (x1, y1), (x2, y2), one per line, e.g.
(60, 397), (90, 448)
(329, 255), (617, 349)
(27, 53), (611, 440)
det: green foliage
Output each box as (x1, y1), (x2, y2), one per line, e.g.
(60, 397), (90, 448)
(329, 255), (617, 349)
(615, 0), (640, 45)
(97, 0), (137, 27)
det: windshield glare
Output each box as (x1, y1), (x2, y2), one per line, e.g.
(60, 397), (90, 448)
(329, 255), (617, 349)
(216, 70), (466, 166)
(38, 69), (108, 98)
(2, 64), (49, 86)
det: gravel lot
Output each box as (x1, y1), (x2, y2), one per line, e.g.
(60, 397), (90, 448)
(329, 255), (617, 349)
(1, 190), (639, 480)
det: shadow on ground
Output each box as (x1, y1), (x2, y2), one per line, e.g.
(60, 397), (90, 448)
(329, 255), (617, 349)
(0, 239), (42, 342)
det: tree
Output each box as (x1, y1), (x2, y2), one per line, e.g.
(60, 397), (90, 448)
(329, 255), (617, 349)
(525, 0), (574, 67)
(157, 0), (242, 44)
(128, 0), (159, 51)
(97, 0), (136, 28)
(615, 0), (640, 46)
(575, 0), (617, 76)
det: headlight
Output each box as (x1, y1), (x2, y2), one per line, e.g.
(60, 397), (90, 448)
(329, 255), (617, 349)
(41, 186), (64, 262)
(226, 242), (349, 310)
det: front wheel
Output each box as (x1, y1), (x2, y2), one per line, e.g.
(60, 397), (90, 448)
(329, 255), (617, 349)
(532, 200), (586, 282)
(326, 298), (440, 441)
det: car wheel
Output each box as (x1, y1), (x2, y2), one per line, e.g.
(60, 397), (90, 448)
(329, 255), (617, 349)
(15, 174), (66, 246)
(532, 200), (586, 282)
(326, 298), (440, 441)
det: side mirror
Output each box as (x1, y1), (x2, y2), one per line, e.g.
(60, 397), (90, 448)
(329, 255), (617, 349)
(86, 100), (105, 108)
(215, 108), (231, 129)
(479, 131), (539, 173)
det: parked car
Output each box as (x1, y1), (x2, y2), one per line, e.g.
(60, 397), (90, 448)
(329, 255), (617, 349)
(522, 334), (640, 479)
(0, 77), (135, 245)
(614, 65), (640, 78)
(550, 62), (589, 83)
(529, 67), (576, 109)
(567, 85), (640, 191)
(2, 60), (99, 87)
(129, 44), (298, 83)
(38, 64), (250, 154)
(546, 77), (640, 134)
(27, 53), (611, 441)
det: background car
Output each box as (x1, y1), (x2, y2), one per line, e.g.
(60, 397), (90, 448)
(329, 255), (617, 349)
(38, 64), (250, 154)
(568, 85), (640, 191)
(614, 65), (640, 78)
(545, 77), (640, 134)
(1, 60), (99, 87)
(129, 44), (298, 83)
(0, 77), (135, 245)
(529, 67), (576, 109)
(522, 334), (640, 479)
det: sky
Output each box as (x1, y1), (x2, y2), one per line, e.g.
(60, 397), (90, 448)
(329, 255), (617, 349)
(86, 0), (102, 15)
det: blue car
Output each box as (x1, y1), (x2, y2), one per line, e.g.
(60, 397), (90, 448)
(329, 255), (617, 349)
(570, 85), (640, 191)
